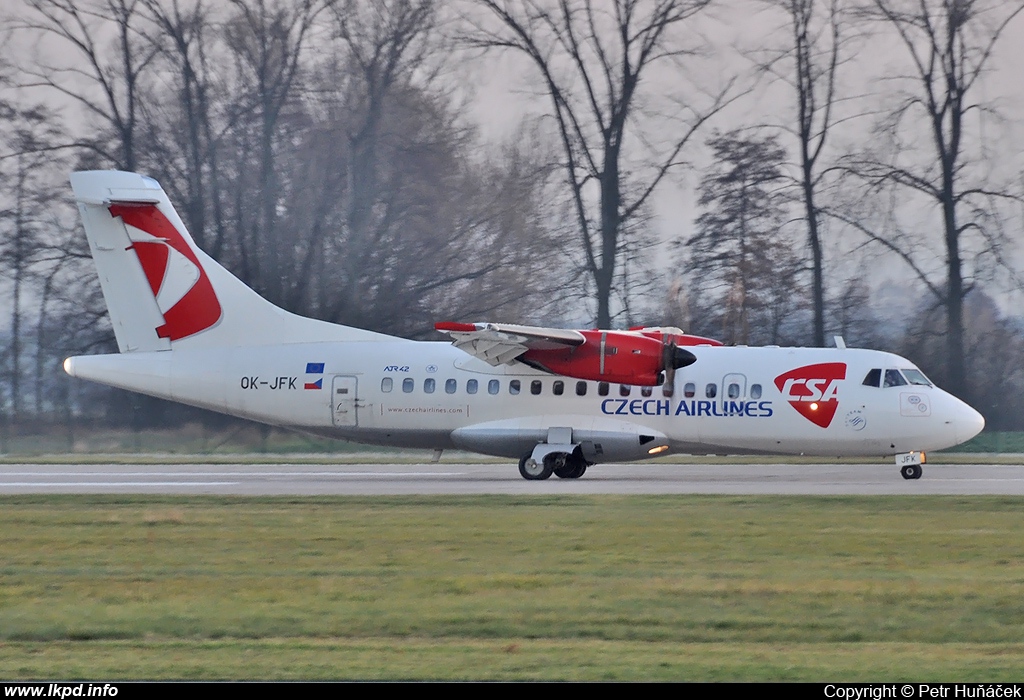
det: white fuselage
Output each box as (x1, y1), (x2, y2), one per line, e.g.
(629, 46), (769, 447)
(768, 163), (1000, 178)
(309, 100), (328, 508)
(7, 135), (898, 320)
(65, 340), (984, 462)
(63, 170), (987, 478)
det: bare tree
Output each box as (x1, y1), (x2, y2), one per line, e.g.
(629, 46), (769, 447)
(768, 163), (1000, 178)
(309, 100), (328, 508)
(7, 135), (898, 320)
(464, 0), (734, 328)
(221, 0), (325, 303)
(283, 74), (565, 336)
(758, 0), (854, 346)
(842, 0), (1024, 398)
(15, 0), (161, 170)
(0, 104), (68, 424)
(139, 0), (226, 253)
(317, 0), (440, 323)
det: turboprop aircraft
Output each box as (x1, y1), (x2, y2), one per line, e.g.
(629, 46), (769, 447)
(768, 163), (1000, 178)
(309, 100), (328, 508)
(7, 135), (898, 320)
(63, 170), (985, 481)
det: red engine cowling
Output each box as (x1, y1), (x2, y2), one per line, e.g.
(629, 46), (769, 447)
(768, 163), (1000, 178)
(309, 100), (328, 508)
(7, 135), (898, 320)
(630, 327), (724, 347)
(521, 330), (696, 386)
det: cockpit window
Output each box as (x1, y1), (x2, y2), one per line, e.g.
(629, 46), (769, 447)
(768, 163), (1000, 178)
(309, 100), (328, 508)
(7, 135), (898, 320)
(883, 369), (908, 387)
(862, 369), (881, 387)
(902, 369), (932, 387)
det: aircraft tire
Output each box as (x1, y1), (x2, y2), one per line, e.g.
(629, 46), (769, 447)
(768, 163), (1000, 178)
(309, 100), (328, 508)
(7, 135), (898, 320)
(519, 454), (553, 480)
(900, 463), (922, 480)
(554, 461), (586, 479)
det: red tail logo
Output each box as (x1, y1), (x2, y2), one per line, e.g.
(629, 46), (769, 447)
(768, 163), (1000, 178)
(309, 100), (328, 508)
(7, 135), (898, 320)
(110, 203), (222, 341)
(774, 362), (847, 428)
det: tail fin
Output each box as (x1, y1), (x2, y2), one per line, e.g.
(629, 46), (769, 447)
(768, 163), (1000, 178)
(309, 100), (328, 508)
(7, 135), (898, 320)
(70, 170), (393, 352)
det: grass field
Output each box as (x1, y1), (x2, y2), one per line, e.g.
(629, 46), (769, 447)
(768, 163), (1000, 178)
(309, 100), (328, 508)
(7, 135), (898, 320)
(1, 495), (1023, 680)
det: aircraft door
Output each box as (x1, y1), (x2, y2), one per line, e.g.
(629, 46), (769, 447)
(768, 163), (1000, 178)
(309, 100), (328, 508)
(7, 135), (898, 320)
(722, 373), (747, 413)
(331, 375), (358, 427)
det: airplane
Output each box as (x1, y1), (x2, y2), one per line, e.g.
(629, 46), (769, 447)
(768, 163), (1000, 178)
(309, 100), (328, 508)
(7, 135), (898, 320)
(62, 170), (986, 481)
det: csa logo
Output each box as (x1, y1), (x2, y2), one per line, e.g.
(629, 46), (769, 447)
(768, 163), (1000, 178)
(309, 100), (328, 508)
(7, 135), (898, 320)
(774, 362), (847, 428)
(111, 202), (222, 341)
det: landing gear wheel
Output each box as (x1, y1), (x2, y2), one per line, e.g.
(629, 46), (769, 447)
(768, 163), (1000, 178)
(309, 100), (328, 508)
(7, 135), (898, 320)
(900, 463), (922, 480)
(554, 461), (587, 479)
(519, 454), (553, 480)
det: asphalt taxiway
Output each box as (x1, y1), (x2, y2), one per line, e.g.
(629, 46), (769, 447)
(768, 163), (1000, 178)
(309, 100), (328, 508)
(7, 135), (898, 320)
(1, 461), (1023, 495)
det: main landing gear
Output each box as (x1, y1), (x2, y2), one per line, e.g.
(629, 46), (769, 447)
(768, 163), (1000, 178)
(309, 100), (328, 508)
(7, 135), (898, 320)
(518, 451), (589, 480)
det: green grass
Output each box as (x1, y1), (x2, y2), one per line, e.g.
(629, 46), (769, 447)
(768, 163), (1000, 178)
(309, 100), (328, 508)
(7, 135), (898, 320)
(947, 432), (1024, 453)
(0, 423), (401, 457)
(1, 495), (1023, 679)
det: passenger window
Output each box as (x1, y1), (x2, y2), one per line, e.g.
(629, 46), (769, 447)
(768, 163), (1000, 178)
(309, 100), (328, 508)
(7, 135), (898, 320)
(576, 381), (587, 396)
(598, 382), (609, 396)
(553, 380), (564, 396)
(619, 384), (631, 397)
(706, 383), (717, 399)
(862, 369), (881, 387)
(381, 377), (393, 393)
(684, 382), (695, 398)
(424, 378), (435, 394)
(467, 379), (478, 394)
(662, 383), (674, 398)
(509, 380), (521, 395)
(750, 384), (762, 400)
(728, 383), (740, 399)
(531, 380), (542, 395)
(403, 378), (414, 393)
(445, 378), (457, 394)
(488, 379), (500, 395)
(884, 369), (907, 387)
(641, 386), (653, 397)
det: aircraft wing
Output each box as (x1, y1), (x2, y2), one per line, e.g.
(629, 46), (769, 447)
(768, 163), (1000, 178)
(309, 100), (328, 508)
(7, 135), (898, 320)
(435, 322), (585, 366)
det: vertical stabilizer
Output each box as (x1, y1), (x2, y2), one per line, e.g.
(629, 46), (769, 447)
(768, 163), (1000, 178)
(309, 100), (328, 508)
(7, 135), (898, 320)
(70, 170), (395, 352)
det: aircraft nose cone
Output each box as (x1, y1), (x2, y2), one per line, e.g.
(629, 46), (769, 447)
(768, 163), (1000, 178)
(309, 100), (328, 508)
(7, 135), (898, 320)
(957, 402), (985, 443)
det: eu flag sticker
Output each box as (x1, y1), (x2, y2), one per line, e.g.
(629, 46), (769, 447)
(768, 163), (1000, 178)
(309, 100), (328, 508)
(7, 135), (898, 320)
(305, 362), (325, 374)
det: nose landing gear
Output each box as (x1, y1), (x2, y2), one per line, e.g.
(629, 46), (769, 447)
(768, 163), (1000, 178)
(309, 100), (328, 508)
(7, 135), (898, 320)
(900, 463), (922, 480)
(896, 451), (925, 480)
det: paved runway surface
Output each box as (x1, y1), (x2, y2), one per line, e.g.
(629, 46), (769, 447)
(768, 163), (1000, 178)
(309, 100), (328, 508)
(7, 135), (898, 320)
(1, 461), (1024, 495)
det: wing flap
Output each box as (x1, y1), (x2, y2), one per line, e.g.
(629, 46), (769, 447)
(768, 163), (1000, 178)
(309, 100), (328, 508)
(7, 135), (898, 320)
(436, 322), (585, 366)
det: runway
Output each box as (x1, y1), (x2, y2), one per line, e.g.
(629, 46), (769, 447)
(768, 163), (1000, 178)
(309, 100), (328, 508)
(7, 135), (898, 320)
(1, 461), (1023, 495)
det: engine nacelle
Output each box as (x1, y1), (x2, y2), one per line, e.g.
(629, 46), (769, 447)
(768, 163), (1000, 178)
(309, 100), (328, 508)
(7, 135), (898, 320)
(451, 415), (670, 462)
(521, 330), (695, 386)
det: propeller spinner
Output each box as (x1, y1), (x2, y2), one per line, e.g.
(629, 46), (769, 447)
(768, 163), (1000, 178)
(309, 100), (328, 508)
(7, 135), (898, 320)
(662, 340), (697, 388)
